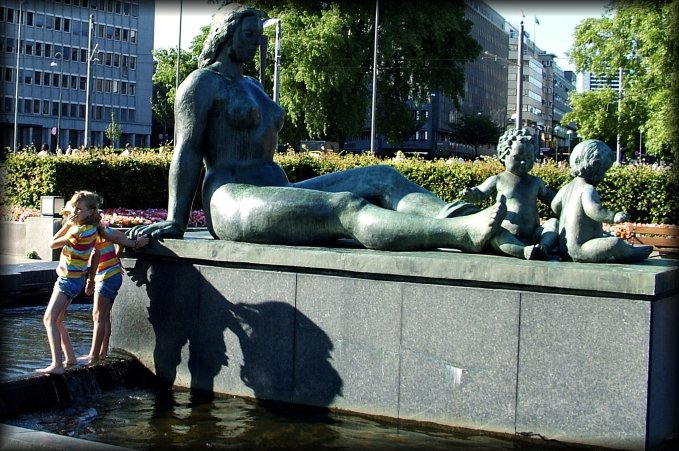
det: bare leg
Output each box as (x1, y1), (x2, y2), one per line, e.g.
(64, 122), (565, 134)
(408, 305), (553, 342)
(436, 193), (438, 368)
(210, 184), (506, 251)
(36, 290), (72, 374)
(83, 294), (113, 362)
(58, 305), (77, 365)
(573, 237), (653, 263)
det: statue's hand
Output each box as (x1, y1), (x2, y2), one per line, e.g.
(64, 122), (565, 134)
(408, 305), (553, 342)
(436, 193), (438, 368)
(459, 187), (472, 200)
(613, 211), (630, 223)
(127, 220), (185, 240)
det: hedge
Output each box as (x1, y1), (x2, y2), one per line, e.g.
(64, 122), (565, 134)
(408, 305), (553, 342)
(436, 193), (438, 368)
(2, 151), (677, 224)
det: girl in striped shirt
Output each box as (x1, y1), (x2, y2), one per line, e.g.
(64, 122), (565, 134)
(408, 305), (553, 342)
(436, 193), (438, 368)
(81, 226), (148, 363)
(37, 191), (102, 374)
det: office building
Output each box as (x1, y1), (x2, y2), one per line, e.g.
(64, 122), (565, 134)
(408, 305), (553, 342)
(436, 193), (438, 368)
(0, 0), (154, 152)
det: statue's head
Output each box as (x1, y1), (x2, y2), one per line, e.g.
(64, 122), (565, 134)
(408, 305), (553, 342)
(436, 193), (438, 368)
(569, 139), (615, 184)
(198, 3), (266, 69)
(496, 128), (536, 175)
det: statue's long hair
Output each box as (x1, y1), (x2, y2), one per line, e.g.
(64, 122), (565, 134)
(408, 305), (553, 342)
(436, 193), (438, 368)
(198, 3), (266, 69)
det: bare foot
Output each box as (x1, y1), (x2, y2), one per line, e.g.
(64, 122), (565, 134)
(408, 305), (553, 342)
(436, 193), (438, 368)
(35, 364), (65, 375)
(450, 197), (507, 253)
(78, 355), (97, 364)
(63, 359), (78, 367)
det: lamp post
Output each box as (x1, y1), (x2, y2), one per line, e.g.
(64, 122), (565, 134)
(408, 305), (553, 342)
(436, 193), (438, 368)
(50, 52), (64, 151)
(370, 0), (379, 153)
(84, 14), (98, 148)
(515, 20), (524, 129)
(615, 66), (623, 165)
(262, 18), (282, 103)
(567, 129), (574, 160)
(13, 0), (24, 152)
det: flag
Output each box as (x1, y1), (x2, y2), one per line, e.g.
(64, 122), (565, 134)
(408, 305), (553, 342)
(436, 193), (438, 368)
(535, 16), (540, 25)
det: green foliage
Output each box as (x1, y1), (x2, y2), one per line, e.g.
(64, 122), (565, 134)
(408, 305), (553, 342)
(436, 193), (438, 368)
(104, 112), (123, 148)
(449, 113), (503, 156)
(568, 3), (673, 160)
(2, 153), (676, 224)
(225, 1), (481, 145)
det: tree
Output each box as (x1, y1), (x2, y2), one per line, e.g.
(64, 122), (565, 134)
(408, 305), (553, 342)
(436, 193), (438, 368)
(564, 1), (674, 160)
(231, 0), (481, 146)
(151, 28), (209, 144)
(449, 113), (503, 157)
(105, 112), (123, 148)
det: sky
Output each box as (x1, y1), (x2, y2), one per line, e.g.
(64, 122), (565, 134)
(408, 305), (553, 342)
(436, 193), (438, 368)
(153, 1), (611, 72)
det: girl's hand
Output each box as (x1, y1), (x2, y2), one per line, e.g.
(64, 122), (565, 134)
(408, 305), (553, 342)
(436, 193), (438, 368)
(85, 280), (95, 296)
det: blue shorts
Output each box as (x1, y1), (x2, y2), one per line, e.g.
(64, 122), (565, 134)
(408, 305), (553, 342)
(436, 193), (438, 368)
(55, 276), (86, 299)
(95, 272), (123, 301)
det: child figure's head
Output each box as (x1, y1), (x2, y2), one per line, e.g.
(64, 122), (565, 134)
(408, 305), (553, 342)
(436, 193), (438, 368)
(497, 128), (536, 176)
(63, 191), (102, 226)
(569, 139), (614, 185)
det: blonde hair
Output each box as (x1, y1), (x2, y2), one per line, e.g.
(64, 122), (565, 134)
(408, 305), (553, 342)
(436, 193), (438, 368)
(198, 3), (265, 69)
(66, 190), (102, 227)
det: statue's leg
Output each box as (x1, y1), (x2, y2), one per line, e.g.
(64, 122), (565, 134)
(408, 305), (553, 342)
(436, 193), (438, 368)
(209, 183), (506, 252)
(294, 165), (450, 217)
(573, 237), (652, 263)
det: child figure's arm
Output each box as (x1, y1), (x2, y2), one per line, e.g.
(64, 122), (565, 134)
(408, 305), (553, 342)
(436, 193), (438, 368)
(459, 176), (497, 203)
(85, 247), (101, 296)
(581, 185), (626, 224)
(536, 178), (556, 206)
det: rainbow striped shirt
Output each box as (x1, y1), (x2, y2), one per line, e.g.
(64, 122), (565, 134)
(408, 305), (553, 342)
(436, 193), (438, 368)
(93, 226), (123, 282)
(57, 224), (98, 278)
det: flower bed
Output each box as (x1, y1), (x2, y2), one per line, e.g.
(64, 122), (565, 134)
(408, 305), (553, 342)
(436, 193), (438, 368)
(0, 206), (207, 228)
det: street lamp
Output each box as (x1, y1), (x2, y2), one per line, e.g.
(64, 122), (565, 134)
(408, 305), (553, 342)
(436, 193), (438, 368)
(567, 129), (574, 159)
(262, 18), (282, 103)
(50, 52), (63, 151)
(84, 14), (98, 148)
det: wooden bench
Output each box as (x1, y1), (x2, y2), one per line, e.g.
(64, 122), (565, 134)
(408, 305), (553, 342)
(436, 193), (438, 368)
(627, 224), (679, 256)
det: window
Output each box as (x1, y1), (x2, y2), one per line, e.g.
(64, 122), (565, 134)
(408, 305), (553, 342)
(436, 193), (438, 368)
(26, 11), (33, 26)
(130, 30), (136, 44)
(128, 83), (135, 95)
(24, 71), (32, 84)
(62, 74), (68, 88)
(45, 43), (52, 57)
(46, 15), (54, 30)
(71, 75), (77, 89)
(105, 79), (111, 92)
(25, 42), (33, 55)
(70, 104), (77, 117)
(35, 13), (44, 28)
(71, 48), (78, 61)
(53, 73), (60, 86)
(24, 99), (31, 112)
(0, 7), (5, 22)
(35, 42), (42, 56)
(105, 52), (112, 66)
(115, 27), (121, 40)
(114, 53), (119, 67)
(43, 100), (49, 114)
(128, 109), (135, 121)
(64, 18), (70, 32)
(63, 46), (70, 60)
(79, 104), (86, 118)
(4, 67), (11, 82)
(98, 24), (104, 38)
(52, 102), (59, 116)
(96, 78), (103, 92)
(6, 38), (14, 53)
(106, 26), (113, 39)
(115, 1), (121, 14)
(130, 56), (136, 70)
(80, 76), (86, 90)
(34, 99), (41, 114)
(122, 29), (129, 41)
(80, 49), (87, 62)
(44, 73), (50, 86)
(121, 81), (127, 94)
(120, 108), (127, 121)
(112, 80), (119, 93)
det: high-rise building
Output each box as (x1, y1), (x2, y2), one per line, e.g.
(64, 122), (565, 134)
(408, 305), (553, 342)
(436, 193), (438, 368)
(0, 0), (154, 152)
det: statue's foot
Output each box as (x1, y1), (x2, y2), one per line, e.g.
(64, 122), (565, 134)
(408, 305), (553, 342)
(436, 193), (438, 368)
(35, 364), (64, 375)
(452, 198), (506, 253)
(524, 243), (550, 260)
(617, 244), (654, 263)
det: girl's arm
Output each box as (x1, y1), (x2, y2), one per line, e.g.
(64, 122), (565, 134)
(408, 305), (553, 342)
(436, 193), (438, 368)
(99, 227), (150, 249)
(49, 222), (75, 249)
(85, 247), (101, 296)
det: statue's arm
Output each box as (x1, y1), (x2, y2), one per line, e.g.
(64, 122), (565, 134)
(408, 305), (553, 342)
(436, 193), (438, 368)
(536, 177), (556, 205)
(460, 176), (496, 203)
(128, 74), (210, 240)
(581, 185), (618, 223)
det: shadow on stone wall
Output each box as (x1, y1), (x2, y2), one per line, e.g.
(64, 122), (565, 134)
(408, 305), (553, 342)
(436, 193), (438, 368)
(126, 258), (343, 409)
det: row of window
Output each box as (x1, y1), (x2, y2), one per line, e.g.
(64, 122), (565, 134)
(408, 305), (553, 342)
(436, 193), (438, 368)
(3, 67), (137, 96)
(2, 38), (139, 73)
(1, 0), (139, 24)
(3, 96), (136, 122)
(1, 8), (139, 41)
